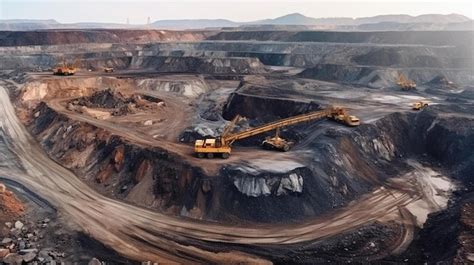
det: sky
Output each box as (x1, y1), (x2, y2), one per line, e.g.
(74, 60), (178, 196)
(0, 0), (472, 24)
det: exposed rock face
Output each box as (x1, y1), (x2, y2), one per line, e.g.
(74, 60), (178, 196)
(223, 92), (321, 121)
(141, 56), (267, 74)
(233, 173), (303, 197)
(207, 30), (473, 46)
(21, 92), (474, 223)
(134, 159), (151, 183)
(137, 77), (209, 98)
(0, 29), (212, 46)
(298, 64), (473, 87)
(0, 188), (24, 221)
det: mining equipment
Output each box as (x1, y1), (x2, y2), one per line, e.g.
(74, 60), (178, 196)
(397, 73), (417, 90)
(412, 101), (429, 110)
(327, 107), (360, 126)
(104, 67), (114, 73)
(194, 107), (360, 158)
(53, 58), (78, 76)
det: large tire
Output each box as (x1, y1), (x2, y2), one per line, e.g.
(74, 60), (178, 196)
(207, 153), (214, 159)
(196, 153), (205, 158)
(221, 153), (230, 159)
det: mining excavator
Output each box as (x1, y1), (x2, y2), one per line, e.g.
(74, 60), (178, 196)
(397, 73), (416, 90)
(53, 58), (78, 76)
(194, 107), (360, 158)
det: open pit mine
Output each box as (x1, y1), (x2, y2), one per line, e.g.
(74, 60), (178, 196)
(0, 28), (472, 264)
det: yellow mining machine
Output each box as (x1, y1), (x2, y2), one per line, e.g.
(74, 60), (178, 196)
(194, 107), (360, 159)
(396, 73), (417, 90)
(53, 58), (78, 76)
(412, 101), (430, 110)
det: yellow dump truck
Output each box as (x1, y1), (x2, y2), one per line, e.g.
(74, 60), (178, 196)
(53, 58), (78, 76)
(412, 101), (429, 110)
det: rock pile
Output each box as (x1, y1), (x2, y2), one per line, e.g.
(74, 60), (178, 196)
(0, 218), (65, 264)
(69, 89), (164, 117)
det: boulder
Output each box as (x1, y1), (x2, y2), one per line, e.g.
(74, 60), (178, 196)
(2, 253), (23, 264)
(1, 238), (12, 245)
(0, 248), (9, 258)
(14, 221), (23, 230)
(18, 241), (26, 250)
(21, 252), (37, 263)
(88, 257), (102, 265)
(143, 120), (153, 126)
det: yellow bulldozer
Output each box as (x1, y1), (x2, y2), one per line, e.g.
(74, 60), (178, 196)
(397, 73), (416, 90)
(194, 106), (360, 158)
(53, 58), (78, 76)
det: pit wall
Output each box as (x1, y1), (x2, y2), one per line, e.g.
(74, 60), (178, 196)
(27, 101), (375, 222)
(21, 95), (473, 223)
(2, 40), (471, 85)
(298, 64), (474, 87)
(223, 92), (321, 121)
(18, 76), (211, 107)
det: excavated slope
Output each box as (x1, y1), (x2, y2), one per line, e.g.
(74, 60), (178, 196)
(208, 30), (474, 46)
(0, 29), (213, 46)
(23, 93), (473, 223)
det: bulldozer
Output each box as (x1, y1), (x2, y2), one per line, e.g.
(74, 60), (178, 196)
(194, 106), (360, 158)
(53, 58), (78, 76)
(397, 73), (416, 90)
(262, 128), (292, 151)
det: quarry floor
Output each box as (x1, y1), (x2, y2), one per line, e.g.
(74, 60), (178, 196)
(0, 68), (467, 263)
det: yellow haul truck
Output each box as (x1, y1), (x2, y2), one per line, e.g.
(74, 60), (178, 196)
(412, 101), (430, 110)
(53, 58), (78, 76)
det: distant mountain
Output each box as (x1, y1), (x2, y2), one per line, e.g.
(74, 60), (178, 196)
(0, 19), (59, 24)
(351, 21), (473, 31)
(252, 13), (357, 26)
(251, 13), (319, 25)
(151, 19), (238, 29)
(254, 13), (471, 26)
(0, 19), (137, 30)
(0, 19), (60, 30)
(355, 13), (470, 24)
(0, 13), (471, 31)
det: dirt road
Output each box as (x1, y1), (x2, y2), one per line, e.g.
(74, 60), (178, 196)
(0, 84), (448, 263)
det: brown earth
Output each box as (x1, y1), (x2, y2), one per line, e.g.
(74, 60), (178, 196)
(0, 187), (25, 228)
